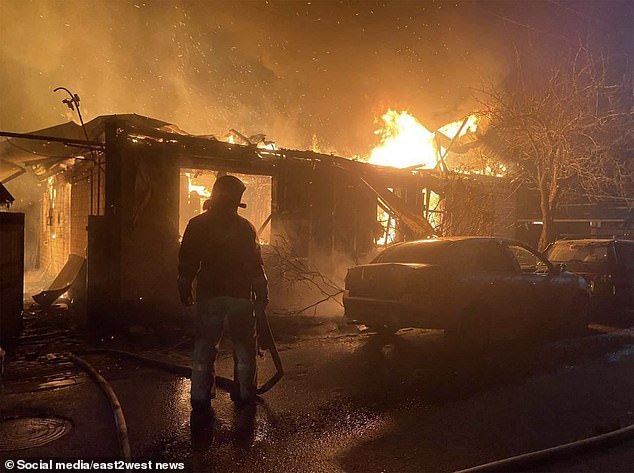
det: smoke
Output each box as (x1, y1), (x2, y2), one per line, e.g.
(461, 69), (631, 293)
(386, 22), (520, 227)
(3, 170), (43, 271)
(0, 1), (631, 157)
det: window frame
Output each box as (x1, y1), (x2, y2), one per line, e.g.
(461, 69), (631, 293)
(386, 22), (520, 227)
(503, 241), (555, 274)
(471, 240), (517, 273)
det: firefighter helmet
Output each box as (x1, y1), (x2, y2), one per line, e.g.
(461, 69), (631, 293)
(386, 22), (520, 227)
(210, 175), (247, 209)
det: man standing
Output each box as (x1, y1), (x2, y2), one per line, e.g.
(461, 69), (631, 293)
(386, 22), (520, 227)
(178, 175), (268, 412)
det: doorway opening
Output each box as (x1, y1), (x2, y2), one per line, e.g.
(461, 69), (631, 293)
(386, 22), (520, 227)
(179, 168), (272, 244)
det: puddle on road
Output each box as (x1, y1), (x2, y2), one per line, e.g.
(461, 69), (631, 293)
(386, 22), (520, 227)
(156, 388), (392, 473)
(606, 345), (634, 363)
(3, 374), (85, 394)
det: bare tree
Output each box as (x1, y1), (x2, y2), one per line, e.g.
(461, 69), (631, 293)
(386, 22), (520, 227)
(481, 47), (633, 250)
(264, 236), (344, 315)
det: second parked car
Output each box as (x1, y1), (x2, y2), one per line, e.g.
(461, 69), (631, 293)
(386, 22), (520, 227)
(545, 238), (634, 317)
(344, 237), (590, 342)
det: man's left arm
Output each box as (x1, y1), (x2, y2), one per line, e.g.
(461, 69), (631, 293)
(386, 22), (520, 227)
(177, 220), (201, 305)
(246, 226), (268, 308)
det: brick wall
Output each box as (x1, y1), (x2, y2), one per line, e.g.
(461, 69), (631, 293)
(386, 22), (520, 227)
(38, 160), (104, 277)
(39, 175), (71, 276)
(70, 175), (91, 257)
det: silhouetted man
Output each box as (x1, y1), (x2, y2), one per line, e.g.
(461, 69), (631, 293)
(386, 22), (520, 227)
(178, 175), (268, 413)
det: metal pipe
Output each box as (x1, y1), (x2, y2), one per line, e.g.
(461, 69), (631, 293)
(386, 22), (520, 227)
(0, 131), (104, 148)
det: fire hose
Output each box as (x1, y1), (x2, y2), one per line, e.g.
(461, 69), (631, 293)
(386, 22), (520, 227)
(453, 423), (634, 473)
(85, 305), (283, 396)
(68, 353), (131, 460)
(254, 303), (284, 394)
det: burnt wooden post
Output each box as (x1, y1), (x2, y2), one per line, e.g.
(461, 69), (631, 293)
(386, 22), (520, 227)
(0, 212), (24, 343)
(87, 119), (124, 330)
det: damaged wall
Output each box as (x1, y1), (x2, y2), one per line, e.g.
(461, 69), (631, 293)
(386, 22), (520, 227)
(105, 123), (182, 320)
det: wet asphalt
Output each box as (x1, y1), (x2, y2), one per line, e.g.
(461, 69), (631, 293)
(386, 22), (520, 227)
(1, 318), (633, 473)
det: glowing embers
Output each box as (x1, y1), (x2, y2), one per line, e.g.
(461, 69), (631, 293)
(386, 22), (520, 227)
(179, 169), (272, 244)
(368, 109), (478, 169)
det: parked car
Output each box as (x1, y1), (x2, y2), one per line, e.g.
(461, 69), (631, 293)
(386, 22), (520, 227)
(344, 237), (590, 342)
(545, 239), (634, 317)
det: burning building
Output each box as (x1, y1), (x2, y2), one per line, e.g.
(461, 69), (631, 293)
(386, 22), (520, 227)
(0, 113), (517, 326)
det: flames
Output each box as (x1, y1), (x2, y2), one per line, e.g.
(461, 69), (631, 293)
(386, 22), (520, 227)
(225, 132), (277, 150)
(438, 114), (477, 141)
(186, 173), (211, 198)
(369, 111), (437, 169)
(368, 109), (478, 169)
(368, 109), (481, 245)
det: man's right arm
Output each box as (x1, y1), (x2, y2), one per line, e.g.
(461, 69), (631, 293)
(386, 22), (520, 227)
(251, 243), (268, 309)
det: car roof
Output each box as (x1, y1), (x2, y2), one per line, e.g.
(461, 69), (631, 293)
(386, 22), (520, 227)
(392, 236), (529, 247)
(551, 239), (633, 244)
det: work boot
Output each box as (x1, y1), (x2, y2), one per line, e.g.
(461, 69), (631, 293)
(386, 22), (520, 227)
(190, 408), (215, 449)
(190, 400), (214, 430)
(230, 390), (259, 408)
(191, 406), (214, 422)
(191, 399), (212, 413)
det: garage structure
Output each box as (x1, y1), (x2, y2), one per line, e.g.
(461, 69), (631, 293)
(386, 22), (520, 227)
(1, 114), (517, 326)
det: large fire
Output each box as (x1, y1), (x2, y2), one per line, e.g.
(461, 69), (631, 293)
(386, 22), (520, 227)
(368, 110), (477, 169)
(186, 173), (211, 198)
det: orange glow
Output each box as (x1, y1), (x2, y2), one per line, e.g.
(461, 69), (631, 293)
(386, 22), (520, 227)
(223, 132), (276, 150)
(369, 110), (437, 169)
(186, 173), (211, 198)
(376, 209), (397, 246)
(368, 110), (478, 169)
(438, 114), (478, 140)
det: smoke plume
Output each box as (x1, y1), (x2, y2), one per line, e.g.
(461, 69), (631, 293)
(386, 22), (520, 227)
(0, 0), (631, 157)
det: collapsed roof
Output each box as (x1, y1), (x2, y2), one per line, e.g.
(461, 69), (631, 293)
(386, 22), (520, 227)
(0, 113), (440, 237)
(0, 114), (184, 182)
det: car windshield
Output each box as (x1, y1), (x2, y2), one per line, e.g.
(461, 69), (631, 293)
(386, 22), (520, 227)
(374, 240), (452, 264)
(547, 241), (610, 263)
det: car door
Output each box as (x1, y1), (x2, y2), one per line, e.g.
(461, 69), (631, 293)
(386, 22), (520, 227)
(470, 240), (519, 339)
(503, 242), (562, 334)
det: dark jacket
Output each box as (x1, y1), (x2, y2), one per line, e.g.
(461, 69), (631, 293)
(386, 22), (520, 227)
(178, 204), (267, 301)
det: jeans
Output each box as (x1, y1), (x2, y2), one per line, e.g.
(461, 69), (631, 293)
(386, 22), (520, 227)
(190, 296), (257, 405)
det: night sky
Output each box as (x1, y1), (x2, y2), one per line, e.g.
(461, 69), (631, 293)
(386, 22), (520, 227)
(0, 0), (631, 157)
